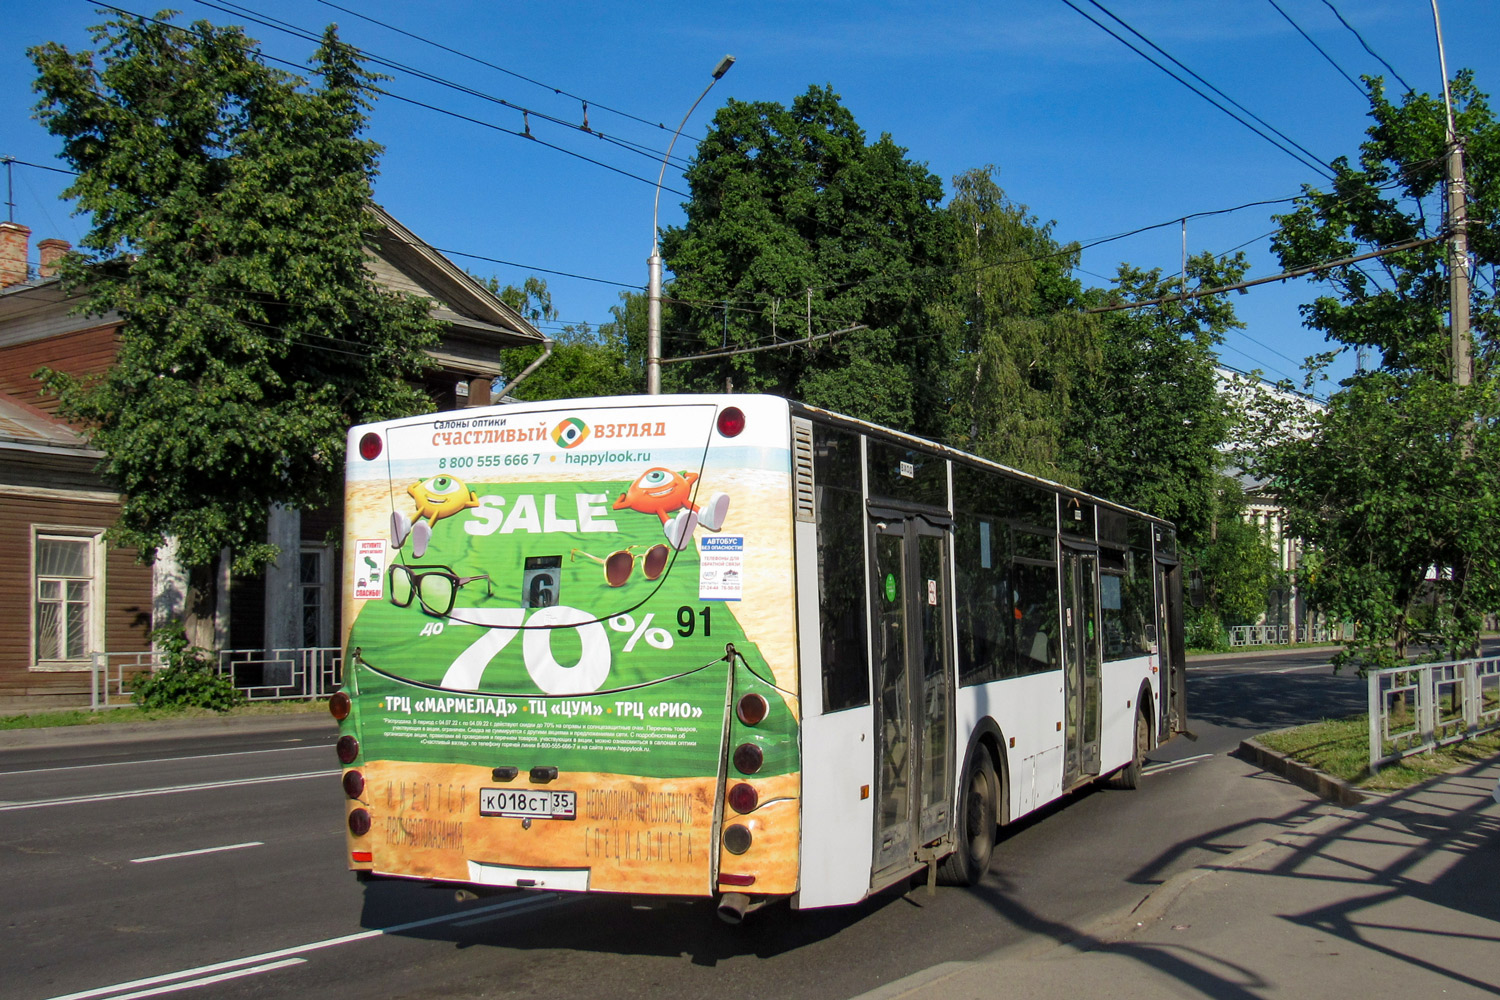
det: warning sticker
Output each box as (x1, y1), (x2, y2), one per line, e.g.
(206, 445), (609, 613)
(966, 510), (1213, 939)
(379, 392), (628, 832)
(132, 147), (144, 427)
(354, 540), (386, 600)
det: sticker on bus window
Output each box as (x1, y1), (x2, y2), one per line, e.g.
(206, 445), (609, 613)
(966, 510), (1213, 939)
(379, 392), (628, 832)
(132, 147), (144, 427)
(354, 540), (385, 600)
(927, 579), (937, 605)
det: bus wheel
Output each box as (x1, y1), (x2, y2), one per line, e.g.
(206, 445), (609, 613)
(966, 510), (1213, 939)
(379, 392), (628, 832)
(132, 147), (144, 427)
(1106, 707), (1149, 790)
(938, 750), (997, 886)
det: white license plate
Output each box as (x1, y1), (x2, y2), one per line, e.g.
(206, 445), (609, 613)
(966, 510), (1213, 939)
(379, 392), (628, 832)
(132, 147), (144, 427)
(479, 787), (576, 820)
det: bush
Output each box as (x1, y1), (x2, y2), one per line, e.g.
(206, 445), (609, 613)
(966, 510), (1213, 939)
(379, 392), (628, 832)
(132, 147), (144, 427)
(131, 626), (244, 712)
(1186, 607), (1229, 652)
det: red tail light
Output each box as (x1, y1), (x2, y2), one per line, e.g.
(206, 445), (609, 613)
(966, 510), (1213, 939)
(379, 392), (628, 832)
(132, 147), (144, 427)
(728, 782), (758, 813)
(736, 692), (768, 726)
(733, 743), (763, 774)
(351, 851), (373, 863)
(348, 808), (371, 836)
(716, 406), (745, 437)
(329, 691), (351, 721)
(358, 432), (383, 460)
(336, 735), (360, 765)
(342, 770), (365, 799)
(719, 873), (756, 887)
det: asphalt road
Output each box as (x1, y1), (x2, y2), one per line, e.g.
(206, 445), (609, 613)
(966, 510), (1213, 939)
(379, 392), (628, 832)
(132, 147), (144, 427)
(1, 650), (1371, 1000)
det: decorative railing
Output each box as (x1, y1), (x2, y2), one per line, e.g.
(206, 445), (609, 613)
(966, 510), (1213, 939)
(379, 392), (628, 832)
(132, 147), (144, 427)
(1367, 655), (1500, 772)
(1226, 622), (1355, 647)
(90, 647), (342, 708)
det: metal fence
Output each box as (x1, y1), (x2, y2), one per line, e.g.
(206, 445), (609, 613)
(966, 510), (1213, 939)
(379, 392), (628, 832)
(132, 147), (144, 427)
(1367, 655), (1500, 772)
(1227, 622), (1355, 647)
(91, 647), (342, 709)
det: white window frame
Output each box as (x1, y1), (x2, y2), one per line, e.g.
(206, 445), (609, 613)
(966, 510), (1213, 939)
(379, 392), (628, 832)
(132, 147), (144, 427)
(31, 526), (107, 671)
(300, 544), (334, 648)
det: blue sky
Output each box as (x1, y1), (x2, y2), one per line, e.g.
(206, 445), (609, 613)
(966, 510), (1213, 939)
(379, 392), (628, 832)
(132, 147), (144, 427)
(4, 1), (1496, 392)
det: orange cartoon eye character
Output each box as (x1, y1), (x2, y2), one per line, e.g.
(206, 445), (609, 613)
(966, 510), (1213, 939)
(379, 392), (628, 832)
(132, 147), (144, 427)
(408, 474), (479, 524)
(612, 468), (699, 524)
(612, 467), (730, 551)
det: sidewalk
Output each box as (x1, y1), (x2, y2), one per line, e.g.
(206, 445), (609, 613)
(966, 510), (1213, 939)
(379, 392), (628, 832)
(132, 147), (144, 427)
(861, 755), (1500, 1000)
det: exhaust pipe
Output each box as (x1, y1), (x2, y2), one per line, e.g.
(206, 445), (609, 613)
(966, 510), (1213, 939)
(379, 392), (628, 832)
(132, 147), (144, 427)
(717, 892), (751, 925)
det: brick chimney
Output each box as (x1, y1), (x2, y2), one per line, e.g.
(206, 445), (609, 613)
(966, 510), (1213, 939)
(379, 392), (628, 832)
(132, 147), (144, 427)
(37, 238), (71, 279)
(0, 221), (30, 288)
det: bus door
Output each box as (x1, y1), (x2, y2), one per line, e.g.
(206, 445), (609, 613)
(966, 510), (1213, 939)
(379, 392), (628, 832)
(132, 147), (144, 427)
(1060, 544), (1102, 783)
(1156, 558), (1186, 735)
(869, 510), (954, 874)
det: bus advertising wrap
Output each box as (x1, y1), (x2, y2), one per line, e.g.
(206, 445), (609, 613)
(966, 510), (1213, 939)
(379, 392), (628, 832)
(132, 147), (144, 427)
(340, 398), (800, 897)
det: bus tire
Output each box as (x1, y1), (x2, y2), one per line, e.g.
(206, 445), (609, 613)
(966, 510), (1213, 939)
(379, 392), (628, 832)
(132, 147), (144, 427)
(1106, 705), (1150, 790)
(938, 750), (998, 886)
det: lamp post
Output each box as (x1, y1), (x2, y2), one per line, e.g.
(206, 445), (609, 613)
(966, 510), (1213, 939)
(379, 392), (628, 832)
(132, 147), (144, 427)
(647, 54), (734, 395)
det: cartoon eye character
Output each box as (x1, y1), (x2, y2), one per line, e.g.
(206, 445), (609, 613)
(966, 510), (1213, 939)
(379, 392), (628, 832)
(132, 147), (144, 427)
(408, 474), (480, 524)
(612, 467), (731, 551)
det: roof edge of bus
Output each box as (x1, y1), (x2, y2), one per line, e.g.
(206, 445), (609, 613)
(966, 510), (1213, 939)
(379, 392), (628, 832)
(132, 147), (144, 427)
(346, 393), (1173, 528)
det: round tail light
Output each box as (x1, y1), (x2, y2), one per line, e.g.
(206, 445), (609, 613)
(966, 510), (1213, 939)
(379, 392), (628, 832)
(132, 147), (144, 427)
(329, 691), (351, 721)
(723, 823), (752, 855)
(336, 735), (360, 765)
(358, 432), (383, 460)
(716, 406), (745, 438)
(736, 692), (768, 726)
(728, 782), (758, 813)
(348, 808), (371, 836)
(342, 770), (365, 799)
(733, 742), (763, 774)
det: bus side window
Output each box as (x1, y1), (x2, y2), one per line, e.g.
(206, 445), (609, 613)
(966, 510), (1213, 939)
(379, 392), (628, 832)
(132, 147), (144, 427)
(814, 425), (870, 713)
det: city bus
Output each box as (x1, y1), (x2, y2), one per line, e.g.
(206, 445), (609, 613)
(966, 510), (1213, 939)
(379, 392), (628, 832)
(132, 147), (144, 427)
(330, 393), (1186, 922)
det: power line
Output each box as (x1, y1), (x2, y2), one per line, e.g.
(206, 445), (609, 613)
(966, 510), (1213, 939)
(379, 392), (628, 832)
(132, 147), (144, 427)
(1262, 0), (1367, 98)
(196, 0), (693, 173)
(1318, 0), (1414, 94)
(1078, 0), (1334, 174)
(309, 0), (702, 144)
(1058, 0), (1334, 179)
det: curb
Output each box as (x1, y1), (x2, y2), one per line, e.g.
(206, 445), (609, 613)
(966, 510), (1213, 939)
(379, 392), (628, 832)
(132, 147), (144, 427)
(0, 711), (336, 750)
(1238, 736), (1369, 807)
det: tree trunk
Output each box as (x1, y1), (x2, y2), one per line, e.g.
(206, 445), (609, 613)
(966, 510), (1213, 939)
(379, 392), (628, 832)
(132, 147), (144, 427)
(184, 558), (219, 651)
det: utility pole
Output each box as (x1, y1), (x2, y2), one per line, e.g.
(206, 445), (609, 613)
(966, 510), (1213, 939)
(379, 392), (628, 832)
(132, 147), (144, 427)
(1434, 1), (1470, 387)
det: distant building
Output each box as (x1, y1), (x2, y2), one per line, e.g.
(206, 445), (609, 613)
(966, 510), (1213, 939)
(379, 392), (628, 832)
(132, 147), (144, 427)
(0, 209), (544, 709)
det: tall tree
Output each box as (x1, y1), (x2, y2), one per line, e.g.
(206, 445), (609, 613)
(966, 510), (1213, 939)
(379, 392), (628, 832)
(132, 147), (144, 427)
(31, 14), (443, 643)
(937, 166), (1095, 479)
(1254, 71), (1500, 666)
(660, 85), (953, 435)
(1066, 252), (1247, 546)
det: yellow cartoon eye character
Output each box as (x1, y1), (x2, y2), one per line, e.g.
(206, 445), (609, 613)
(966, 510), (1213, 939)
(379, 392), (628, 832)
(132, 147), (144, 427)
(408, 474), (479, 524)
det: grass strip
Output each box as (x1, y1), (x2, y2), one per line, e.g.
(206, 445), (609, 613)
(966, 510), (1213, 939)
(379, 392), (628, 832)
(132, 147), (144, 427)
(1258, 714), (1500, 791)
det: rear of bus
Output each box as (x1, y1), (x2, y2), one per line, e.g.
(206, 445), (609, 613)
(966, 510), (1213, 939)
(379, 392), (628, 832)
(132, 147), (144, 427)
(331, 395), (800, 909)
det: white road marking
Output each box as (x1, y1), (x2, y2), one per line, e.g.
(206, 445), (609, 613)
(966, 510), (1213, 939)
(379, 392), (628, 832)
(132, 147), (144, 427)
(0, 744), (327, 778)
(1268, 664), (1332, 675)
(130, 842), (264, 864)
(96, 959), (306, 1000)
(1143, 752), (1214, 776)
(0, 770), (334, 812)
(451, 894), (562, 926)
(38, 893), (559, 1000)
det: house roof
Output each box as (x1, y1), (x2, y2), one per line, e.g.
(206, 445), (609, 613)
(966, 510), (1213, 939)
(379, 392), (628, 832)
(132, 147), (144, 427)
(0, 393), (97, 457)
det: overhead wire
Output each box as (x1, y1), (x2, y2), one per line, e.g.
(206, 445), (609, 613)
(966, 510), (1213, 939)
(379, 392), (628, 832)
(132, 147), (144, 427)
(1057, 0), (1334, 179)
(1318, 0), (1414, 93)
(1076, 0), (1335, 175)
(197, 0), (693, 173)
(309, 0), (702, 144)
(1262, 0), (1367, 98)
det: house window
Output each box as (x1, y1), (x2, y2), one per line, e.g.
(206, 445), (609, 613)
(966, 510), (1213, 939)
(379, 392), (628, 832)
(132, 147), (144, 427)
(301, 547), (331, 648)
(34, 530), (103, 667)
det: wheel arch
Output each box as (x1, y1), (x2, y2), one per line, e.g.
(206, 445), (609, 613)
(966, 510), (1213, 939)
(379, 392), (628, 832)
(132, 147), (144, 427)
(1136, 681), (1157, 750)
(962, 717), (1010, 827)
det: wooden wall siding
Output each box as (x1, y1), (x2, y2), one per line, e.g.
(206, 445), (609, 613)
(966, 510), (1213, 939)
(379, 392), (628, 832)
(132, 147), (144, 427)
(0, 323), (120, 417)
(0, 493), (151, 698)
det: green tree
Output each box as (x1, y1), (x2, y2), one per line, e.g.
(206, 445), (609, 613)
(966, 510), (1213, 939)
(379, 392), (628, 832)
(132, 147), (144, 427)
(660, 85), (953, 435)
(30, 13), (443, 643)
(1256, 71), (1500, 667)
(1066, 252), (1247, 546)
(937, 167), (1095, 479)
(479, 276), (639, 401)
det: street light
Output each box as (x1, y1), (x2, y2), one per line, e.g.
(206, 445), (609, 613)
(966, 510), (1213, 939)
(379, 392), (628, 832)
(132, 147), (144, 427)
(647, 54), (735, 395)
